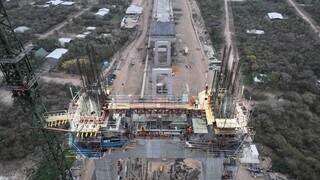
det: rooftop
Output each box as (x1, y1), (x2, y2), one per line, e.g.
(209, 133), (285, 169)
(95, 8), (110, 17)
(126, 4), (143, 15)
(46, 48), (68, 59)
(267, 12), (284, 20)
(14, 26), (30, 33)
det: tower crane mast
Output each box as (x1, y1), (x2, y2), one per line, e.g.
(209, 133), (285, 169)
(0, 0), (69, 178)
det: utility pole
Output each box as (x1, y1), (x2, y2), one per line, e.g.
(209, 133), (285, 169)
(0, 1), (69, 179)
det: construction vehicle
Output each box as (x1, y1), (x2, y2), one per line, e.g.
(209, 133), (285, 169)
(183, 46), (189, 55)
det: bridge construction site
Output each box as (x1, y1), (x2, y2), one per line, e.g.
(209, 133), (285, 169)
(0, 0), (256, 179)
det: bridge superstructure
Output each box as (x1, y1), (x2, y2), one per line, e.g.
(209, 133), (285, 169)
(44, 88), (249, 139)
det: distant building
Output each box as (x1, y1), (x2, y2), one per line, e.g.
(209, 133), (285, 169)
(83, 31), (91, 35)
(46, 0), (63, 6)
(126, 4), (143, 15)
(253, 74), (267, 83)
(61, 1), (75, 6)
(246, 29), (265, 35)
(76, 34), (87, 39)
(58, 38), (72, 47)
(95, 8), (110, 17)
(34, 48), (49, 61)
(86, 26), (97, 31)
(46, 48), (68, 62)
(14, 26), (30, 33)
(267, 12), (284, 20)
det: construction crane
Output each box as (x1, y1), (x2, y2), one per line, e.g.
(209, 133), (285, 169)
(0, 1), (69, 179)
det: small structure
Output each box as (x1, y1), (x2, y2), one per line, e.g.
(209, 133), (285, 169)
(126, 4), (143, 15)
(76, 34), (87, 39)
(14, 26), (30, 33)
(46, 0), (63, 6)
(121, 16), (139, 29)
(86, 26), (96, 31)
(253, 74), (267, 83)
(83, 31), (91, 35)
(61, 1), (75, 6)
(95, 8), (110, 17)
(267, 12), (284, 20)
(240, 144), (260, 164)
(46, 48), (68, 62)
(246, 29), (265, 35)
(34, 48), (49, 61)
(58, 38), (72, 47)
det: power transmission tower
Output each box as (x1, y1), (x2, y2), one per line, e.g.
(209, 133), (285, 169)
(0, 1), (69, 179)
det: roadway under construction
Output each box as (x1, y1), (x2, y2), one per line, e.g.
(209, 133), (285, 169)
(0, 0), (253, 179)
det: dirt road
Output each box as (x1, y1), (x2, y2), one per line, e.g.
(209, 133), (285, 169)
(111, 0), (151, 95)
(38, 6), (92, 39)
(170, 0), (210, 96)
(286, 0), (320, 37)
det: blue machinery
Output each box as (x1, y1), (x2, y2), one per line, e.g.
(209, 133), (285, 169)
(69, 134), (128, 158)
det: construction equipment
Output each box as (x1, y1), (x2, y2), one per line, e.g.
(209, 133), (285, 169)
(0, 1), (69, 178)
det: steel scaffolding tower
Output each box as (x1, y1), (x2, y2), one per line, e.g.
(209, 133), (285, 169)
(0, 1), (69, 178)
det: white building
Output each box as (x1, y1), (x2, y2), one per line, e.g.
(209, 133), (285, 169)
(95, 8), (110, 17)
(58, 38), (72, 47)
(46, 0), (63, 6)
(246, 29), (265, 35)
(86, 26), (97, 31)
(14, 26), (30, 33)
(46, 48), (68, 62)
(126, 4), (143, 15)
(76, 34), (87, 39)
(267, 12), (284, 20)
(61, 1), (75, 6)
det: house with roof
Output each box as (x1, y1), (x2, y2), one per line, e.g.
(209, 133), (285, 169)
(46, 48), (68, 63)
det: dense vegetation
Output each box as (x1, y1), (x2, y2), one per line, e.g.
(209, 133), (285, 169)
(31, 0), (136, 74)
(231, 0), (320, 179)
(0, 83), (73, 161)
(295, 0), (320, 24)
(196, 0), (224, 51)
(7, 5), (76, 34)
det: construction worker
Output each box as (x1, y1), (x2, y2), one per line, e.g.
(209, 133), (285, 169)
(205, 83), (208, 94)
(185, 126), (193, 141)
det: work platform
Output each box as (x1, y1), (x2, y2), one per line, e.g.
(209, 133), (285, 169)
(44, 89), (248, 139)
